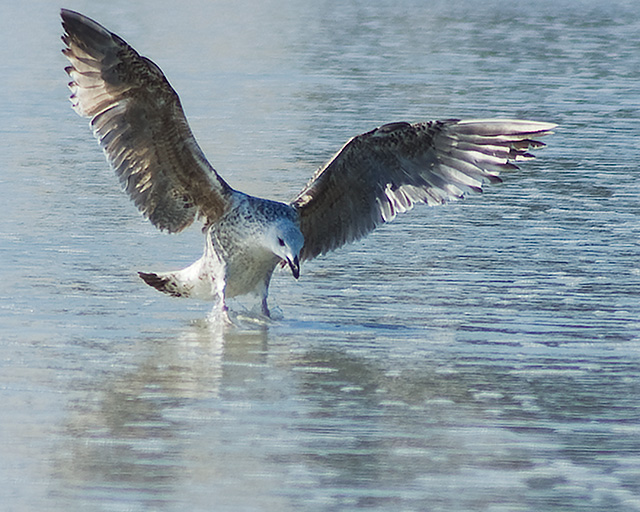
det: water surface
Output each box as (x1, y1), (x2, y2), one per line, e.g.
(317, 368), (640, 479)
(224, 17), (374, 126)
(1, 0), (639, 510)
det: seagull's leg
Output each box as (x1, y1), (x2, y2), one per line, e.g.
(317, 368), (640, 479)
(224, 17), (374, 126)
(219, 299), (232, 325)
(257, 272), (275, 319)
(208, 275), (232, 325)
(204, 225), (232, 324)
(260, 296), (271, 318)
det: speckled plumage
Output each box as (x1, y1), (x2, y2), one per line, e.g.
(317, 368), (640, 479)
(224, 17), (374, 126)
(61, 9), (555, 318)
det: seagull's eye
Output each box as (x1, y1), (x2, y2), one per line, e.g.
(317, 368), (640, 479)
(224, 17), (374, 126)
(278, 238), (285, 247)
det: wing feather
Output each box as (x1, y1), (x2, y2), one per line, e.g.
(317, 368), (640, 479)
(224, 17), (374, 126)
(292, 119), (555, 260)
(61, 9), (234, 233)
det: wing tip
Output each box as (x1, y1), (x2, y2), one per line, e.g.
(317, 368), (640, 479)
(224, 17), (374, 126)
(455, 118), (557, 136)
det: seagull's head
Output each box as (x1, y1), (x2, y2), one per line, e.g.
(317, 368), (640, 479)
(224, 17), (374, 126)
(265, 219), (304, 280)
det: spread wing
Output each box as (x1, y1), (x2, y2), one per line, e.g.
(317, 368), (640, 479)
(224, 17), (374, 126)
(61, 9), (234, 233)
(292, 119), (555, 260)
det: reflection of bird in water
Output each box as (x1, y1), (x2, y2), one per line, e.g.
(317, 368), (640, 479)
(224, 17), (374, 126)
(61, 9), (555, 319)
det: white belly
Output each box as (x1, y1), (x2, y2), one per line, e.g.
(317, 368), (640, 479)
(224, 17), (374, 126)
(222, 246), (280, 298)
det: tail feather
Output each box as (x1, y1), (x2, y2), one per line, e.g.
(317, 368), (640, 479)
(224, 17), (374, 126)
(139, 271), (185, 297)
(138, 252), (223, 301)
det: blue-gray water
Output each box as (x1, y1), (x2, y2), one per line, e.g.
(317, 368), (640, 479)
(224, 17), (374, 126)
(1, 0), (639, 510)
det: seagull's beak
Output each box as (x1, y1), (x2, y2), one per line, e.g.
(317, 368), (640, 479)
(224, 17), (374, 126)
(287, 255), (300, 279)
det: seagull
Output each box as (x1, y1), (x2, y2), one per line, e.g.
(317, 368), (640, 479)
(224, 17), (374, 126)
(61, 9), (555, 319)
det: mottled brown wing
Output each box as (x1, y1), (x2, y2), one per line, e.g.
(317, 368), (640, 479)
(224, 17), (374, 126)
(292, 119), (555, 260)
(61, 9), (234, 233)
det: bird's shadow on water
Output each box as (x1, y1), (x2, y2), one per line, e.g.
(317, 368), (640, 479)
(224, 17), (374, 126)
(49, 312), (640, 510)
(50, 318), (269, 507)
